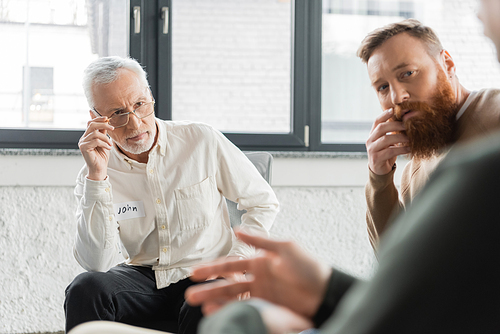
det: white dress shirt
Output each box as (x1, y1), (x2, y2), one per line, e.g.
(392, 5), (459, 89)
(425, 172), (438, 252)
(74, 119), (279, 289)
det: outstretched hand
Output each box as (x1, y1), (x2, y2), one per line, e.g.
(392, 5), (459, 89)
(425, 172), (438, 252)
(185, 231), (332, 318)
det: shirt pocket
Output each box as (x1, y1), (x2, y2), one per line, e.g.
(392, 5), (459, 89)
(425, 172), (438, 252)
(174, 176), (215, 231)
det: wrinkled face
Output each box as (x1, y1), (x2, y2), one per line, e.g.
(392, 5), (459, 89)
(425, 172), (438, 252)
(477, 0), (500, 61)
(91, 69), (157, 160)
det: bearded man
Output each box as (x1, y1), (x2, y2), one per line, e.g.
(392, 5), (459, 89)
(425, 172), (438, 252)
(64, 56), (279, 334)
(361, 19), (500, 248)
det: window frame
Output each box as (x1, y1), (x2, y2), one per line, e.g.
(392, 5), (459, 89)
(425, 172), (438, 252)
(308, 0), (366, 152)
(0, 0), (367, 152)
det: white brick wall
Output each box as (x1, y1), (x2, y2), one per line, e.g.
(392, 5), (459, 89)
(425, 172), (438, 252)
(171, 0), (292, 133)
(0, 187), (84, 333)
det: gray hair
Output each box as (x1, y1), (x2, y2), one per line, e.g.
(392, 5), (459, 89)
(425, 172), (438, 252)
(82, 56), (149, 108)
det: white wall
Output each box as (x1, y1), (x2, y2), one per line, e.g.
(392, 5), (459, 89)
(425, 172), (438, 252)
(0, 152), (409, 333)
(0, 186), (82, 333)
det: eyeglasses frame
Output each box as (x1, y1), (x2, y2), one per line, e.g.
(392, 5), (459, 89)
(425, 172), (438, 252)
(91, 99), (156, 128)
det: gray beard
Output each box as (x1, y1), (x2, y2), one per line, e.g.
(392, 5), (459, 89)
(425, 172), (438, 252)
(114, 129), (156, 156)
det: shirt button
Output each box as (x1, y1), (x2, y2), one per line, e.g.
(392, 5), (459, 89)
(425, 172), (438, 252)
(161, 225), (166, 230)
(149, 169), (154, 174)
(156, 198), (161, 204)
(105, 188), (110, 192)
(162, 247), (168, 253)
(108, 216), (113, 221)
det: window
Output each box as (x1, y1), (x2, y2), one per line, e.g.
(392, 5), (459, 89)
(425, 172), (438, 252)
(24, 66), (54, 125)
(2, 0), (500, 151)
(317, 0), (500, 150)
(0, 0), (127, 148)
(320, 0), (416, 146)
(171, 0), (291, 134)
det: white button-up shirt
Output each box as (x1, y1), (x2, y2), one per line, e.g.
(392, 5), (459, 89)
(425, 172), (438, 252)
(74, 119), (279, 288)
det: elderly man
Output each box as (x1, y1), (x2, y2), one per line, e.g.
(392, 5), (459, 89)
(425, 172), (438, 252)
(64, 56), (279, 334)
(362, 19), (500, 248)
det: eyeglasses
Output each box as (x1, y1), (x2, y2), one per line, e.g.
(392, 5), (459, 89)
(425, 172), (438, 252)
(92, 100), (156, 128)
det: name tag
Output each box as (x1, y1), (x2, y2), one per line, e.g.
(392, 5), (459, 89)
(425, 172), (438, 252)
(113, 201), (146, 220)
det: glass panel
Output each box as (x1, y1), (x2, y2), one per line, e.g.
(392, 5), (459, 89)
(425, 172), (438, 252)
(0, 0), (128, 130)
(171, 0), (292, 134)
(321, 0), (500, 144)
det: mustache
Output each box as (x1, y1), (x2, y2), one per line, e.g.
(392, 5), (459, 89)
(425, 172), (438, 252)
(393, 101), (431, 121)
(126, 130), (148, 140)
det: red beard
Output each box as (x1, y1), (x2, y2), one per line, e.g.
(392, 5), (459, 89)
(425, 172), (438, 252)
(393, 69), (458, 160)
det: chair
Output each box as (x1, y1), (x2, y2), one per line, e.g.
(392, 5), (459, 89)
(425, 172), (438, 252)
(143, 151), (274, 333)
(226, 151), (273, 227)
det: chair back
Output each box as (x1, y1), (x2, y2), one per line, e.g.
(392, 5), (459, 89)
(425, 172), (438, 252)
(226, 151), (273, 227)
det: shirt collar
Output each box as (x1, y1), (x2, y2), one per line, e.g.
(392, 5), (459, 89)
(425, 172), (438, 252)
(456, 90), (478, 120)
(155, 118), (167, 157)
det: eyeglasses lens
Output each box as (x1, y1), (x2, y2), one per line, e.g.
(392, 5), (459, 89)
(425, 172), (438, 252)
(109, 114), (129, 127)
(107, 102), (154, 128)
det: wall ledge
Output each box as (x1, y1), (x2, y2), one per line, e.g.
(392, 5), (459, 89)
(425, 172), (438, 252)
(0, 148), (81, 156)
(0, 149), (405, 187)
(0, 148), (367, 159)
(270, 151), (367, 159)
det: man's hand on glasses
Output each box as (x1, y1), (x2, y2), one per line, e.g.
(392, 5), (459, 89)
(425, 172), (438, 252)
(78, 116), (115, 181)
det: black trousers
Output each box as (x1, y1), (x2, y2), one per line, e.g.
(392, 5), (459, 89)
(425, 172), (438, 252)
(64, 264), (203, 334)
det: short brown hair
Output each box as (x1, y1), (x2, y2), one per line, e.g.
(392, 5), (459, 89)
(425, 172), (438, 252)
(357, 19), (443, 64)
